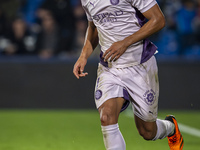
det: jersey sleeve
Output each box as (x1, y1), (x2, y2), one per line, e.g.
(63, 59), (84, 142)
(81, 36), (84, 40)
(81, 0), (93, 21)
(129, 0), (157, 13)
(82, 6), (93, 21)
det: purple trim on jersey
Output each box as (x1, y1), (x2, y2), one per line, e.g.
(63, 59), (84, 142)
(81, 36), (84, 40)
(141, 39), (157, 64)
(120, 89), (130, 112)
(100, 51), (108, 67)
(134, 7), (146, 27)
(134, 7), (157, 64)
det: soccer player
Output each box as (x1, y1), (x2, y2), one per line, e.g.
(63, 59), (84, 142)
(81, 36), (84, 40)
(73, 0), (184, 150)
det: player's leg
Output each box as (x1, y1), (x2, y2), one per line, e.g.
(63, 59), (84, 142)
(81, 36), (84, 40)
(134, 115), (157, 140)
(123, 56), (183, 149)
(99, 97), (125, 126)
(134, 114), (175, 141)
(98, 97), (126, 150)
(134, 114), (184, 150)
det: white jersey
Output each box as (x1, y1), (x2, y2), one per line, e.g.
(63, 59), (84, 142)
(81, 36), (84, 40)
(81, 0), (158, 68)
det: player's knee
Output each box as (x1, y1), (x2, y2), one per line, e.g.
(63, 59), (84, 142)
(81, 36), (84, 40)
(100, 114), (109, 125)
(138, 128), (155, 141)
(100, 108), (116, 126)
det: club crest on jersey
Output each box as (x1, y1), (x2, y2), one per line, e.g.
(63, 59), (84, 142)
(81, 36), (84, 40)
(143, 89), (156, 105)
(95, 89), (102, 100)
(110, 0), (119, 5)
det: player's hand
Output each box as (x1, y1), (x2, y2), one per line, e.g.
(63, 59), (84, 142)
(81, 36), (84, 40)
(102, 40), (128, 62)
(73, 57), (88, 79)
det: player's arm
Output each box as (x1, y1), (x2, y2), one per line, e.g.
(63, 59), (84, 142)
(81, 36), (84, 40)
(73, 21), (98, 79)
(103, 4), (165, 62)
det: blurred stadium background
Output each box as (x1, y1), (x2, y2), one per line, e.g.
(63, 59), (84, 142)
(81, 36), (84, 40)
(0, 0), (200, 150)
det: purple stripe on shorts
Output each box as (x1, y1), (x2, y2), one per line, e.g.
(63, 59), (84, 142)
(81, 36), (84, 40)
(100, 51), (108, 67)
(134, 7), (157, 64)
(120, 89), (130, 112)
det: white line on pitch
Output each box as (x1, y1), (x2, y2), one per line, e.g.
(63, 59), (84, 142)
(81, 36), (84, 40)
(178, 123), (200, 138)
(124, 110), (200, 138)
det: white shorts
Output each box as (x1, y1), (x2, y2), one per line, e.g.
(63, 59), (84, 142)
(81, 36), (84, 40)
(94, 56), (159, 122)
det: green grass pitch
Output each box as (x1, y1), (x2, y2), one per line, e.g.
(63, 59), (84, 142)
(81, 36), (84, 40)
(0, 109), (199, 150)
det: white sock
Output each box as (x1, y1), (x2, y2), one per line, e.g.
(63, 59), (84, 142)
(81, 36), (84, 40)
(101, 123), (126, 150)
(152, 119), (175, 141)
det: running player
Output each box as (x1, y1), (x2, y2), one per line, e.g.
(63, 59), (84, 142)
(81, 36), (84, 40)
(73, 0), (184, 149)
